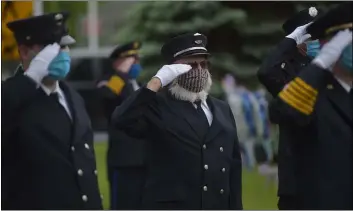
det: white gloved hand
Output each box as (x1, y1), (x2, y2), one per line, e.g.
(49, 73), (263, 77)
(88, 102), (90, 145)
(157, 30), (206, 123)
(25, 43), (60, 84)
(312, 29), (352, 70)
(286, 22), (313, 45)
(154, 64), (192, 87)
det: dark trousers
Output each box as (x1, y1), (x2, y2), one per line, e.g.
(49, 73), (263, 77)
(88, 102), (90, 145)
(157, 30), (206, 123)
(108, 166), (146, 210)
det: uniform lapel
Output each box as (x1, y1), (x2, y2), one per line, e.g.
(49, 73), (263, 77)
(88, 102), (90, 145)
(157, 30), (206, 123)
(204, 97), (226, 143)
(326, 76), (352, 124)
(59, 81), (88, 144)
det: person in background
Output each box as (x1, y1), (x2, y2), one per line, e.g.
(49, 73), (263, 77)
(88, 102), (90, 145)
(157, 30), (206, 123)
(2, 12), (102, 209)
(96, 42), (146, 209)
(270, 2), (352, 209)
(112, 32), (242, 209)
(256, 7), (322, 209)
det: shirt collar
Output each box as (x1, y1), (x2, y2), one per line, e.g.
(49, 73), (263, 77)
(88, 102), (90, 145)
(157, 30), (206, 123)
(335, 76), (352, 93)
(40, 81), (66, 101)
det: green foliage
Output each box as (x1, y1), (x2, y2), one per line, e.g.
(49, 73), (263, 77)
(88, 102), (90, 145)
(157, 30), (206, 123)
(115, 1), (339, 97)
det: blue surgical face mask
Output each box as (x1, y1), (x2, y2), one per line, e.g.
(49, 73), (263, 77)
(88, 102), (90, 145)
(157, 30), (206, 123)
(305, 39), (321, 58)
(339, 43), (352, 74)
(48, 51), (71, 80)
(128, 63), (142, 79)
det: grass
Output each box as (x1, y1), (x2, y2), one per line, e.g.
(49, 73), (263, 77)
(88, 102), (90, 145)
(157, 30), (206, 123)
(94, 142), (278, 210)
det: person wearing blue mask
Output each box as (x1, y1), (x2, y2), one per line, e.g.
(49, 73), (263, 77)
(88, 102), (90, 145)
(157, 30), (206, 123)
(2, 12), (102, 209)
(96, 41), (146, 209)
(270, 2), (352, 209)
(256, 7), (322, 209)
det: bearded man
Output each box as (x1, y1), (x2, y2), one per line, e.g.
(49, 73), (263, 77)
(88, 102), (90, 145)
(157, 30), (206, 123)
(112, 33), (242, 210)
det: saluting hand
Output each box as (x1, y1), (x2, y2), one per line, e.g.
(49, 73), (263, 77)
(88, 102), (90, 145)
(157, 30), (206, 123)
(286, 22), (313, 45)
(148, 64), (192, 92)
(312, 29), (352, 70)
(25, 43), (61, 84)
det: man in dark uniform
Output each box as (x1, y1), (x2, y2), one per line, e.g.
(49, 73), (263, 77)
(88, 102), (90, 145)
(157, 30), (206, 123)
(96, 42), (146, 209)
(256, 7), (322, 209)
(1, 12), (102, 209)
(269, 2), (352, 209)
(112, 33), (243, 210)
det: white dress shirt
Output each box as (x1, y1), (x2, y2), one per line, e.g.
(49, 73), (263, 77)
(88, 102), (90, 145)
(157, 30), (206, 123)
(41, 82), (72, 120)
(192, 100), (213, 126)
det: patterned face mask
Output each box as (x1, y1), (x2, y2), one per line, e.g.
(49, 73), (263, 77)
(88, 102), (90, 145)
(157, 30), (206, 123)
(177, 68), (209, 93)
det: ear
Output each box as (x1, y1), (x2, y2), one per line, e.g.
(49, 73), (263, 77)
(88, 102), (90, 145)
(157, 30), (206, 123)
(18, 44), (31, 61)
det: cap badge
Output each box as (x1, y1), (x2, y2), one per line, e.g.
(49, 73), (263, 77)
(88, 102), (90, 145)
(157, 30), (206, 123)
(326, 84), (334, 90)
(55, 13), (63, 21)
(309, 7), (318, 17)
(195, 40), (202, 44)
(194, 33), (202, 36)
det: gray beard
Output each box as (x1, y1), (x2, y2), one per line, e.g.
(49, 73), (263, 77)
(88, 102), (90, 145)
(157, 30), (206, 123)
(168, 73), (213, 103)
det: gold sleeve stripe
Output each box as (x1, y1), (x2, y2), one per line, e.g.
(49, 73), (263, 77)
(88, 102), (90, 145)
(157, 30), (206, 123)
(279, 89), (313, 115)
(106, 75), (125, 95)
(294, 77), (318, 96)
(287, 82), (316, 107)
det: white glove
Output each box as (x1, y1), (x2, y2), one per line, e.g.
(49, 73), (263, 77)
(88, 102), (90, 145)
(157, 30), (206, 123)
(25, 43), (60, 84)
(312, 29), (353, 70)
(286, 22), (313, 45)
(154, 64), (192, 87)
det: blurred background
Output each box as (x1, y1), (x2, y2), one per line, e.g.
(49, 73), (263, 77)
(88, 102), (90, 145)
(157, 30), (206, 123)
(1, 1), (338, 209)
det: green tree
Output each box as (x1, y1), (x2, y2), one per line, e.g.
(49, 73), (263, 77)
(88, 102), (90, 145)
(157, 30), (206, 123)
(115, 1), (338, 97)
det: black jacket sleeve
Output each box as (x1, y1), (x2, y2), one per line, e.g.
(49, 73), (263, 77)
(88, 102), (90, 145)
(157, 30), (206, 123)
(111, 87), (161, 139)
(1, 75), (39, 142)
(257, 38), (299, 97)
(269, 63), (328, 127)
(228, 105), (243, 210)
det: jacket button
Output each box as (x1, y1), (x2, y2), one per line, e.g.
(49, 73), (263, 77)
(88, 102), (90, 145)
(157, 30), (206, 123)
(204, 164), (208, 170)
(220, 189), (224, 194)
(82, 195), (88, 202)
(100, 194), (104, 200)
(77, 169), (83, 176)
(94, 170), (98, 175)
(84, 143), (90, 149)
(203, 186), (208, 191)
(220, 147), (223, 152)
(281, 62), (286, 69)
(71, 146), (75, 152)
(203, 144), (206, 149)
(222, 168), (226, 172)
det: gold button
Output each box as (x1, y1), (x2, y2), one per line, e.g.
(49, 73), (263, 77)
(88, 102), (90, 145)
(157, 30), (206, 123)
(222, 168), (226, 172)
(220, 147), (224, 152)
(203, 144), (206, 149)
(71, 146), (75, 152)
(204, 165), (208, 170)
(220, 189), (224, 194)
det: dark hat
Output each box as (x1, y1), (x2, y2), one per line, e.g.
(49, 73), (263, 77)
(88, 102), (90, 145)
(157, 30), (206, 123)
(282, 7), (322, 35)
(7, 12), (70, 46)
(161, 33), (209, 63)
(307, 2), (352, 40)
(109, 41), (142, 60)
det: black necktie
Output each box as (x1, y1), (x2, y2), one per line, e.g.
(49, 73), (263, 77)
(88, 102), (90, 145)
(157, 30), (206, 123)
(194, 100), (210, 127)
(50, 92), (59, 102)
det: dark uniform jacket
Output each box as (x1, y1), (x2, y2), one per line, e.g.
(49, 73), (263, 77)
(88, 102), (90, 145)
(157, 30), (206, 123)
(1, 69), (102, 210)
(97, 71), (145, 168)
(257, 38), (311, 196)
(112, 87), (243, 210)
(269, 64), (353, 209)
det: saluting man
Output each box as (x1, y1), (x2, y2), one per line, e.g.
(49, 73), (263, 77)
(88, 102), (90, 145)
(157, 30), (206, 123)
(256, 7), (322, 208)
(270, 2), (352, 209)
(1, 12), (102, 209)
(96, 42), (146, 209)
(112, 33), (242, 210)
